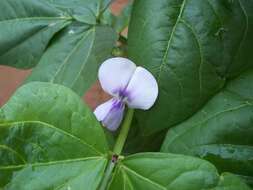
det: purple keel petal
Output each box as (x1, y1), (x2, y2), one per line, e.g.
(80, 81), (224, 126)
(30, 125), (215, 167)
(94, 99), (125, 131)
(102, 99), (125, 131)
(94, 99), (114, 121)
(126, 67), (158, 110)
(98, 57), (136, 96)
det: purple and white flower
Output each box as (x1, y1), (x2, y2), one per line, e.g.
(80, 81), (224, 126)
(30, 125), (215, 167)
(94, 57), (158, 131)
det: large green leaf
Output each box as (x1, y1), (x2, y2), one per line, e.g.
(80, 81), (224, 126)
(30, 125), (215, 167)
(107, 153), (250, 190)
(161, 69), (253, 182)
(128, 0), (253, 134)
(0, 82), (108, 188)
(27, 23), (117, 96)
(0, 0), (72, 69)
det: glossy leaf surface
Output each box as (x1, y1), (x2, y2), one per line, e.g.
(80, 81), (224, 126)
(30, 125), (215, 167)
(161, 70), (253, 182)
(128, 0), (253, 134)
(0, 82), (108, 188)
(108, 153), (250, 190)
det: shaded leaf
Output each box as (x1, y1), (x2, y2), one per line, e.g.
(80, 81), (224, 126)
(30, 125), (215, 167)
(123, 117), (166, 154)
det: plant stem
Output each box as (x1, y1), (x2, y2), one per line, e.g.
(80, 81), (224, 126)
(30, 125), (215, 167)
(98, 158), (116, 190)
(113, 108), (134, 155)
(98, 108), (134, 190)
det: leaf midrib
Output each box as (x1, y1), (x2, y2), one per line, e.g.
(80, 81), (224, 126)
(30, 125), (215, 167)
(0, 145), (26, 164)
(0, 17), (72, 24)
(0, 120), (103, 156)
(0, 156), (103, 170)
(70, 27), (96, 88)
(157, 0), (186, 83)
(120, 165), (167, 190)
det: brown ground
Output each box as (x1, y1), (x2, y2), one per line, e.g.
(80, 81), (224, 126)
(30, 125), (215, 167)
(0, 0), (129, 109)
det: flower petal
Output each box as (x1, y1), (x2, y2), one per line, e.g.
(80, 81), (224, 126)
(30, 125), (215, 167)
(103, 103), (125, 131)
(94, 99), (125, 131)
(94, 99), (114, 121)
(126, 67), (158, 110)
(98, 57), (136, 96)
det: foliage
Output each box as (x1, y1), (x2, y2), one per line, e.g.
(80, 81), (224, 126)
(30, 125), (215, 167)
(0, 0), (252, 189)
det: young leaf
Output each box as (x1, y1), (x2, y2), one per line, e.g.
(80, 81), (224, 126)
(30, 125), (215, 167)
(107, 153), (250, 189)
(27, 23), (117, 96)
(161, 69), (253, 182)
(128, 0), (253, 135)
(0, 0), (72, 69)
(0, 82), (108, 188)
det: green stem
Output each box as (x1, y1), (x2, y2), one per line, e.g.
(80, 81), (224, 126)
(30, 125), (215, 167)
(98, 158), (116, 190)
(98, 108), (134, 190)
(113, 108), (134, 155)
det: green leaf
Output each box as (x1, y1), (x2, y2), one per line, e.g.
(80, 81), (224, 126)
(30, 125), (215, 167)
(128, 0), (253, 135)
(214, 173), (251, 190)
(0, 82), (108, 188)
(45, 0), (113, 24)
(27, 23), (117, 96)
(161, 69), (253, 182)
(108, 153), (250, 190)
(4, 157), (107, 190)
(0, 0), (72, 69)
(123, 117), (166, 154)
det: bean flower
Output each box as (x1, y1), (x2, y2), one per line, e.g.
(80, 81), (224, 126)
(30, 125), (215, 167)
(94, 57), (158, 131)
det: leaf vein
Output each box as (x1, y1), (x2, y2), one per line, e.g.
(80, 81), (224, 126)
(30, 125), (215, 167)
(157, 0), (187, 83)
(121, 165), (167, 190)
(0, 144), (26, 164)
(0, 120), (103, 155)
(180, 19), (203, 97)
(0, 156), (103, 170)
(69, 27), (96, 88)
(50, 29), (93, 82)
